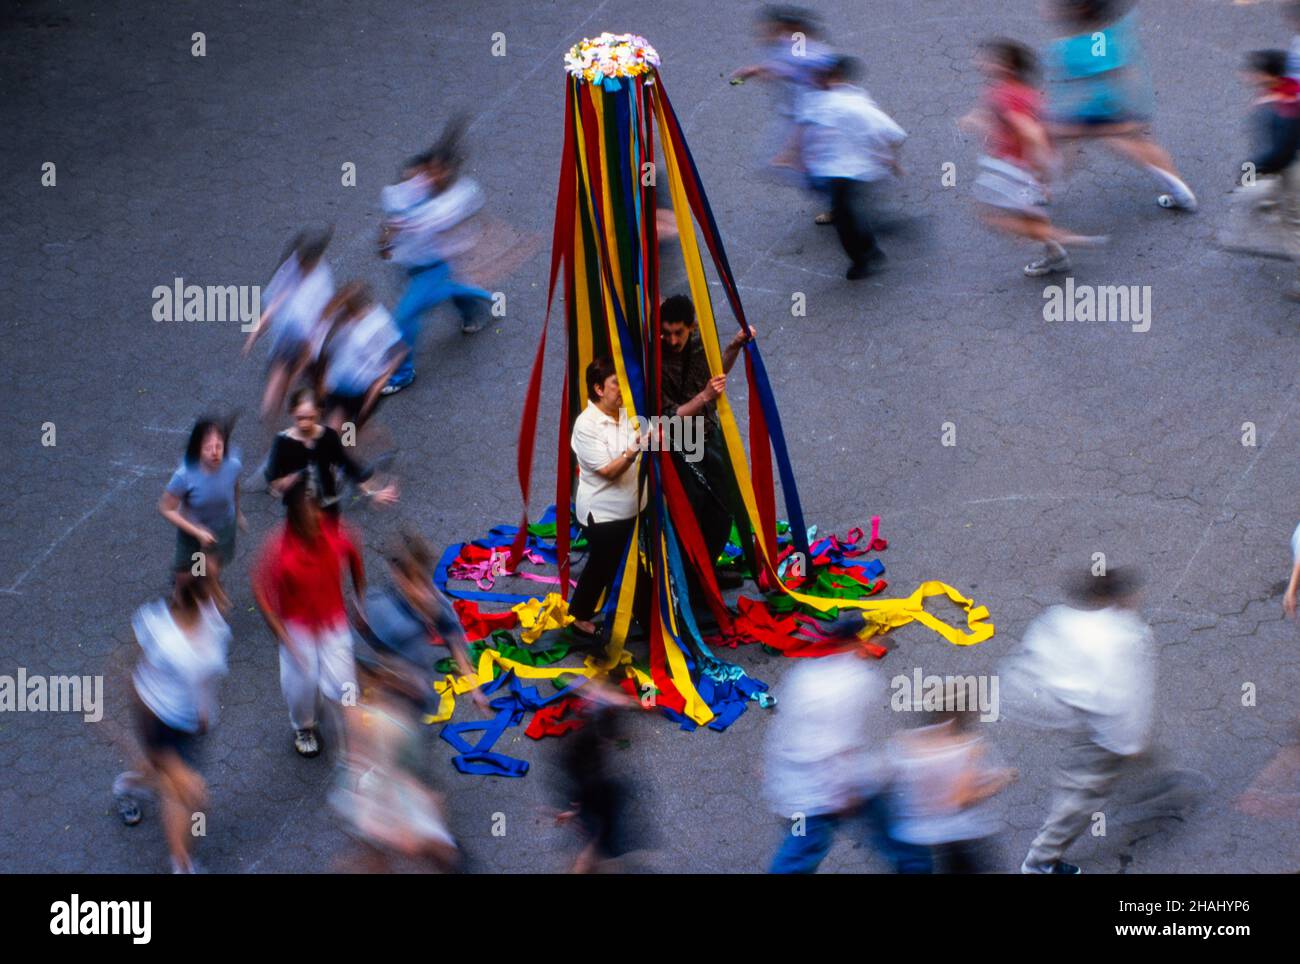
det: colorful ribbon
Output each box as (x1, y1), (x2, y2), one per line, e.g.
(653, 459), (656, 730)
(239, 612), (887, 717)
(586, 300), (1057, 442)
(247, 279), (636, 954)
(492, 46), (995, 738)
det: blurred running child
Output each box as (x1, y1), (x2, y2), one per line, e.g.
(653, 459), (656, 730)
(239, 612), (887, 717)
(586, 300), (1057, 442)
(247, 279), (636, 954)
(316, 282), (404, 433)
(379, 120), (492, 394)
(1005, 568), (1154, 874)
(1223, 51), (1300, 298)
(963, 38), (1106, 277)
(353, 531), (488, 713)
(112, 576), (229, 874)
(731, 6), (837, 177)
(330, 646), (460, 873)
(243, 229), (335, 419)
(887, 692), (1017, 874)
(553, 682), (645, 873)
(795, 55), (906, 279)
(764, 612), (930, 873)
(252, 487), (366, 758)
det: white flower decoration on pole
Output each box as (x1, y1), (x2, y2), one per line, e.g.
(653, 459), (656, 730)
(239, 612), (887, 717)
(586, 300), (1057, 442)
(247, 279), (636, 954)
(564, 32), (660, 85)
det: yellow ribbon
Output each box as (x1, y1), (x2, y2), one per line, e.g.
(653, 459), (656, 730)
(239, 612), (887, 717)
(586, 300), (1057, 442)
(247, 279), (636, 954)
(511, 592), (575, 645)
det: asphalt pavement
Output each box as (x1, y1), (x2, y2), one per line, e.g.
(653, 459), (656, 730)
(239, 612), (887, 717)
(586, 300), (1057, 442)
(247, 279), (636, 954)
(1, 0), (1297, 873)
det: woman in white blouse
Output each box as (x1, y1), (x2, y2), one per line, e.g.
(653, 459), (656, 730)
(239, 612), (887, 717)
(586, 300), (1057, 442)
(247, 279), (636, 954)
(569, 357), (645, 637)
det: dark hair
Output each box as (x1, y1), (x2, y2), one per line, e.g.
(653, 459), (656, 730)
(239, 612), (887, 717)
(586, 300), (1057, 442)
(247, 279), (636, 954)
(388, 529), (435, 578)
(430, 114), (470, 170)
(298, 227), (333, 267)
(1247, 49), (1288, 78)
(585, 356), (617, 403)
(287, 387), (317, 414)
(1067, 566), (1144, 606)
(172, 573), (210, 613)
(981, 38), (1039, 82)
(329, 280), (373, 321)
(762, 5), (818, 32)
(285, 485), (320, 541)
(402, 150), (435, 177)
(660, 294), (696, 327)
(824, 54), (861, 84)
(1057, 0), (1123, 27)
(278, 227), (332, 269)
(279, 230), (308, 267)
(183, 416), (233, 467)
(923, 681), (982, 729)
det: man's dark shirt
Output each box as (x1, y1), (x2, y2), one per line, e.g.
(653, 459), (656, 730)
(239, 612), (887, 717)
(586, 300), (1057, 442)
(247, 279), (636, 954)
(660, 330), (719, 435)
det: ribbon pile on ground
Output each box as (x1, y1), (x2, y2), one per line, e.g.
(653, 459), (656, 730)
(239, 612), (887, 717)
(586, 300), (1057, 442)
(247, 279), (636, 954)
(426, 34), (995, 775)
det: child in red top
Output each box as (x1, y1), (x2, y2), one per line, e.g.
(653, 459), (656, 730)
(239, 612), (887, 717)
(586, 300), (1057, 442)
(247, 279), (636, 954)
(961, 39), (1106, 277)
(1223, 50), (1300, 299)
(253, 488), (366, 758)
(986, 75), (1043, 168)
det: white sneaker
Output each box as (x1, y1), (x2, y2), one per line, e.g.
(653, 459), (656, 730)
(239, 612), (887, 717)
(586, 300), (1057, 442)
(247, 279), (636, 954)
(1157, 191), (1198, 212)
(1024, 251), (1071, 277)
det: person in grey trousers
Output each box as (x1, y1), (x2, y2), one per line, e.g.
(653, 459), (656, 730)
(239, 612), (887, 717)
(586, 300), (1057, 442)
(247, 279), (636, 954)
(1005, 568), (1155, 874)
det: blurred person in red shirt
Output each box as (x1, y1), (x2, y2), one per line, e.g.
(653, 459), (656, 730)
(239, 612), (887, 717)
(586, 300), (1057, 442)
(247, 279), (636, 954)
(252, 486), (366, 758)
(961, 39), (1105, 278)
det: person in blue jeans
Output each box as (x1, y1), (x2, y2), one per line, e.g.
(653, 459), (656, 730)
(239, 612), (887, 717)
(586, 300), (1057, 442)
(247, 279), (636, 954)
(764, 611), (931, 873)
(378, 125), (491, 394)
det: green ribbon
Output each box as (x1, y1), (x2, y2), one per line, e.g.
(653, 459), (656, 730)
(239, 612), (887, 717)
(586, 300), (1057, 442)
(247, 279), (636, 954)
(434, 630), (573, 674)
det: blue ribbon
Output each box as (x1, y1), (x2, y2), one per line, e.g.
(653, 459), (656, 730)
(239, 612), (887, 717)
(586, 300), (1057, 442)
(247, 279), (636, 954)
(440, 669), (590, 777)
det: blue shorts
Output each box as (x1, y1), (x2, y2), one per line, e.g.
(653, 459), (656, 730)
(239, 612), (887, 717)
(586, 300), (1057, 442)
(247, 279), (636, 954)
(267, 335), (308, 369)
(136, 704), (202, 767)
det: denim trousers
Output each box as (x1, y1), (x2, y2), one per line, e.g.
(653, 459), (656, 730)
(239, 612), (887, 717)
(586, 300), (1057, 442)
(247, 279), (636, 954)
(769, 795), (933, 874)
(391, 261), (490, 383)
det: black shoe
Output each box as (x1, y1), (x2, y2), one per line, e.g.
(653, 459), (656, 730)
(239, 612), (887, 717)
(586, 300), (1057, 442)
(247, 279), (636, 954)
(115, 794), (142, 827)
(1021, 858), (1082, 874)
(846, 262), (871, 280)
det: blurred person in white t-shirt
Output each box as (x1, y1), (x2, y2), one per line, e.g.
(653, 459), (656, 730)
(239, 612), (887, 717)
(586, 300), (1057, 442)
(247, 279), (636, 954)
(243, 229), (335, 419)
(1006, 567), (1158, 874)
(795, 55), (906, 279)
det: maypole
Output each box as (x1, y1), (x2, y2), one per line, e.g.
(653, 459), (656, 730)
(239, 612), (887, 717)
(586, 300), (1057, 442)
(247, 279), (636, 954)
(503, 33), (995, 730)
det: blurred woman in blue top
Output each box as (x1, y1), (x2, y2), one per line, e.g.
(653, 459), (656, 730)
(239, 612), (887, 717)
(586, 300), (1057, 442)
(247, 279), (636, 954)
(159, 416), (244, 612)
